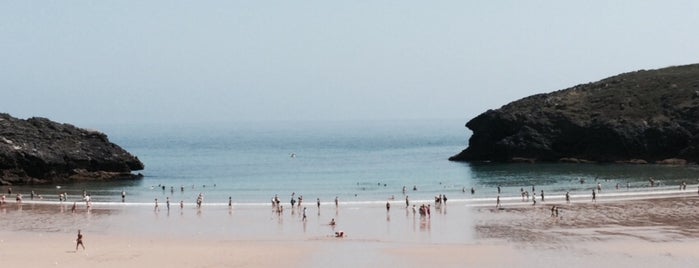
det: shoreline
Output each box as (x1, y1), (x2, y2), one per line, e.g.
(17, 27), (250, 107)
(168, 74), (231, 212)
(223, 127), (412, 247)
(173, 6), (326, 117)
(2, 191), (699, 267)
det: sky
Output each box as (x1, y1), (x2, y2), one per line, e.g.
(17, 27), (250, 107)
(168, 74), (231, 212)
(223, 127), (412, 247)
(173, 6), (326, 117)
(1, 1), (698, 126)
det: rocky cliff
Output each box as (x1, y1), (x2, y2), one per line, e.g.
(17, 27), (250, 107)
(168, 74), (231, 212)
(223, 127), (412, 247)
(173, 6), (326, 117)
(0, 113), (144, 184)
(450, 64), (699, 164)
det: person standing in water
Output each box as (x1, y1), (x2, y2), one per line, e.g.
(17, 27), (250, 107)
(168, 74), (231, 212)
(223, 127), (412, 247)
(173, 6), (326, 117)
(121, 190), (126, 202)
(75, 230), (85, 251)
(565, 192), (570, 204)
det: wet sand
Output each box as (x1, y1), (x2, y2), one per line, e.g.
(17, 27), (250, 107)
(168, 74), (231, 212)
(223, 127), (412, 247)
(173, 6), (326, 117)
(2, 191), (699, 267)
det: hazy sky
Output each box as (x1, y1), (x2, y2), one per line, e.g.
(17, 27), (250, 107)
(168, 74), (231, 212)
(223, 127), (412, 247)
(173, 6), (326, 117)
(1, 1), (697, 126)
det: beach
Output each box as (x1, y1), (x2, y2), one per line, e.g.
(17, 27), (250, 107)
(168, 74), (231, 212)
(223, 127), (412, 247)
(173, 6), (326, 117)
(2, 189), (699, 267)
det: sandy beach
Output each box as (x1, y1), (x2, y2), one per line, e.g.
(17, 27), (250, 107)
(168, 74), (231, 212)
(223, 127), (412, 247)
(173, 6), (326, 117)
(2, 190), (699, 267)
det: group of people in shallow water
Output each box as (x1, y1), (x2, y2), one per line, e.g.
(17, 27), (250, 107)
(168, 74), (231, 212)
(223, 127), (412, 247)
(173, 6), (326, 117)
(491, 178), (699, 209)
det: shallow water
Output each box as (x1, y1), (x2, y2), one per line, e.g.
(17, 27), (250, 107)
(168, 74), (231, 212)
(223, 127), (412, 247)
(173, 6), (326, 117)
(4, 120), (699, 206)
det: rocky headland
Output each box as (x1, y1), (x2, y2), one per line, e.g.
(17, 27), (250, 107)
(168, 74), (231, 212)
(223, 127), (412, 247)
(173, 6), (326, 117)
(450, 64), (699, 164)
(0, 113), (144, 185)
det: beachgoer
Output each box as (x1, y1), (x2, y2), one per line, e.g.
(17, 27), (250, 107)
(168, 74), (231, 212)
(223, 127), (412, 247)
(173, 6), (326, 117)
(121, 190), (126, 202)
(75, 230), (85, 251)
(442, 194), (447, 204)
(405, 196), (409, 208)
(330, 218), (336, 226)
(31, 191), (35, 200)
(317, 198), (320, 209)
(550, 205), (556, 217)
(71, 202), (77, 213)
(597, 183), (602, 192)
(154, 198), (159, 211)
(412, 204), (416, 215)
(166, 197), (170, 211)
(229, 196), (232, 207)
(334, 231), (345, 238)
(180, 200), (184, 209)
(302, 207), (307, 221)
(496, 195), (501, 208)
(335, 196), (339, 208)
(592, 189), (596, 202)
(471, 187), (475, 195)
(497, 185), (501, 194)
(540, 190), (544, 202)
(386, 201), (391, 211)
(565, 191), (570, 204)
(413, 185), (417, 191)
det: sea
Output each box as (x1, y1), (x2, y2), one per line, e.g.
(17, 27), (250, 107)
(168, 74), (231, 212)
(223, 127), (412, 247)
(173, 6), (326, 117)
(7, 119), (699, 206)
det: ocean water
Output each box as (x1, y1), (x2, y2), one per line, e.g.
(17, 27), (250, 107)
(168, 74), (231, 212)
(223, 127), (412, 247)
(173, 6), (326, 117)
(5, 119), (699, 206)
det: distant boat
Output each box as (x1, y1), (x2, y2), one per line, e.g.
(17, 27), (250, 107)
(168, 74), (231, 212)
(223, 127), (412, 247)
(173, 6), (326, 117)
(290, 153), (296, 158)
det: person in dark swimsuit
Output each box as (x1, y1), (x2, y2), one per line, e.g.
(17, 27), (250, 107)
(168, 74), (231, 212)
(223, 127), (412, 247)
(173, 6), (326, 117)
(76, 230), (85, 251)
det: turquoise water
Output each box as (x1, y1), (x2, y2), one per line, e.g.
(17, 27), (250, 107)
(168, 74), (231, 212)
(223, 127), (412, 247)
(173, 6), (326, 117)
(5, 119), (699, 205)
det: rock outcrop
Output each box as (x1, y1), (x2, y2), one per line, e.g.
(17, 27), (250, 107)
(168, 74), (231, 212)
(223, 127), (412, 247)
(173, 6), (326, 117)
(0, 113), (144, 184)
(450, 64), (699, 164)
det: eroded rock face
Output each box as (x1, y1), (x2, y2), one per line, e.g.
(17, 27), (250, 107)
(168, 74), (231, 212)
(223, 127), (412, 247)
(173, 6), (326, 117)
(0, 114), (144, 184)
(450, 64), (699, 163)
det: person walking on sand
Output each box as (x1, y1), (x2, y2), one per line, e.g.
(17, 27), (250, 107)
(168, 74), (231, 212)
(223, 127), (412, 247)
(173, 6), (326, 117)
(565, 191), (570, 204)
(386, 201), (391, 211)
(166, 197), (170, 211)
(302, 207), (307, 221)
(75, 230), (85, 251)
(540, 190), (545, 202)
(154, 198), (159, 212)
(229, 196), (232, 207)
(496, 195), (501, 208)
(121, 190), (126, 202)
(71, 202), (77, 213)
(405, 196), (410, 208)
(335, 196), (339, 208)
(316, 198), (320, 209)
